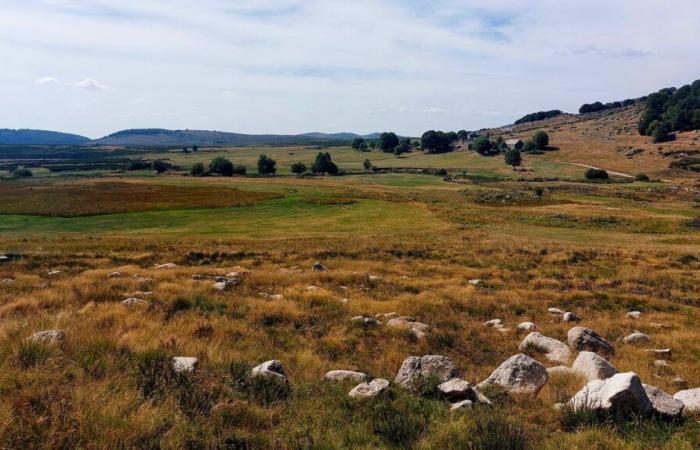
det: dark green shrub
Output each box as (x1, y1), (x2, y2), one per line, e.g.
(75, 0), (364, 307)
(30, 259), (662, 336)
(532, 131), (549, 149)
(256, 154), (276, 175)
(635, 173), (650, 181)
(291, 162), (307, 174)
(472, 136), (492, 155)
(190, 162), (205, 176)
(379, 132), (399, 152)
(585, 168), (609, 180)
(312, 152), (338, 175)
(209, 157), (235, 176)
(11, 167), (33, 178)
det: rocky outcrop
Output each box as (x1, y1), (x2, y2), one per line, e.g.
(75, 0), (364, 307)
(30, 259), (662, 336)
(518, 332), (572, 364)
(395, 355), (458, 390)
(477, 354), (548, 396)
(643, 384), (684, 418)
(323, 370), (368, 383)
(674, 388), (700, 414)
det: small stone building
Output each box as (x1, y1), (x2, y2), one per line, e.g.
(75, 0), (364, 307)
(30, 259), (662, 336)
(505, 139), (524, 150)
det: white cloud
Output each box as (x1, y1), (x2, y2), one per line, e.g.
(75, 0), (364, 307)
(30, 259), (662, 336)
(73, 78), (109, 91)
(35, 76), (60, 85)
(0, 1), (699, 137)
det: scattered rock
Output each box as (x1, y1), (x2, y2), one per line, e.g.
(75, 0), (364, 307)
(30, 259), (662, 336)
(519, 332), (572, 364)
(306, 285), (320, 291)
(450, 399), (474, 410)
(270, 294), (284, 300)
(312, 261), (327, 272)
(213, 280), (237, 291)
(375, 312), (399, 320)
(323, 370), (368, 383)
(626, 311), (642, 319)
(251, 360), (288, 381)
(122, 297), (148, 306)
(643, 384), (684, 418)
(517, 322), (537, 331)
(0, 255), (8, 262)
(567, 326), (615, 356)
(671, 378), (688, 389)
(386, 316), (429, 339)
(653, 360), (672, 375)
(650, 322), (671, 329)
(30, 329), (65, 344)
(351, 316), (380, 327)
(173, 357), (198, 373)
(107, 271), (122, 278)
(47, 270), (62, 276)
(395, 355), (458, 390)
(484, 319), (503, 328)
(548, 307), (565, 315)
(155, 263), (178, 269)
(438, 378), (492, 404)
(622, 332), (651, 345)
(563, 312), (582, 323)
(646, 348), (672, 359)
(568, 372), (652, 418)
(468, 279), (482, 286)
(192, 274), (204, 280)
(1, 278), (14, 285)
(674, 388), (700, 414)
(368, 274), (381, 281)
(349, 378), (389, 398)
(477, 354), (548, 396)
(571, 351), (618, 381)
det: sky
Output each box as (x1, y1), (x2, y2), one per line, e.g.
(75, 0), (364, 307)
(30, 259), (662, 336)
(1, 0), (699, 138)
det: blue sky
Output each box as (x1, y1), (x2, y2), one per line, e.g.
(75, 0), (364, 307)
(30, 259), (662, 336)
(1, 0), (699, 138)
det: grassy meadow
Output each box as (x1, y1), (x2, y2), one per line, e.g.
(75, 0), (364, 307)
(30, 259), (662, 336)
(0, 148), (699, 449)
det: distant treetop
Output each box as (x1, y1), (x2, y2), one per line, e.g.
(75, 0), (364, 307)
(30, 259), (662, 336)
(514, 110), (563, 125)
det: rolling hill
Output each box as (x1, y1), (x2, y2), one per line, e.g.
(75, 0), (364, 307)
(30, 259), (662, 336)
(0, 129), (90, 145)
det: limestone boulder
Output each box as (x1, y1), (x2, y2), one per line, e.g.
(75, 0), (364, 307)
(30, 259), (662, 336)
(567, 372), (652, 418)
(252, 360), (288, 381)
(674, 388), (700, 414)
(571, 351), (618, 381)
(323, 370), (368, 383)
(567, 327), (615, 356)
(349, 379), (389, 398)
(518, 332), (572, 364)
(395, 355), (458, 390)
(477, 354), (548, 396)
(30, 329), (65, 344)
(643, 384), (684, 418)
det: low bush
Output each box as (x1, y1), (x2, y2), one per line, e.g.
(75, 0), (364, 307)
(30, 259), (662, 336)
(585, 168), (609, 180)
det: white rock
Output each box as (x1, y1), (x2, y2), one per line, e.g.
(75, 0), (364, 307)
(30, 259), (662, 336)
(646, 348), (672, 359)
(375, 312), (399, 320)
(484, 319), (503, 328)
(395, 355), (458, 390)
(571, 351), (618, 381)
(306, 285), (320, 291)
(47, 270), (62, 276)
(653, 359), (671, 375)
(122, 297), (148, 306)
(643, 384), (684, 418)
(517, 322), (537, 331)
(386, 316), (429, 339)
(251, 360), (287, 381)
(324, 370), (368, 383)
(622, 332), (651, 345)
(468, 279), (482, 286)
(674, 388), (700, 414)
(312, 261), (327, 272)
(548, 307), (565, 315)
(213, 281), (236, 291)
(1, 278), (15, 285)
(173, 357), (198, 373)
(368, 274), (381, 281)
(626, 311), (642, 319)
(107, 271), (122, 278)
(568, 372), (652, 418)
(477, 354), (548, 396)
(351, 316), (380, 327)
(438, 378), (491, 404)
(270, 294), (284, 300)
(563, 312), (582, 323)
(518, 332), (572, 364)
(30, 329), (65, 344)
(155, 263), (178, 269)
(349, 378), (389, 398)
(450, 399), (474, 411)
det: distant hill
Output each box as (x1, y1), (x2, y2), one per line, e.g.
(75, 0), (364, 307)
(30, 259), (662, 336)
(91, 129), (381, 147)
(0, 129), (90, 145)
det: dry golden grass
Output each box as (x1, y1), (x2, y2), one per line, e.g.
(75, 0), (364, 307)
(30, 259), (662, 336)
(0, 173), (698, 448)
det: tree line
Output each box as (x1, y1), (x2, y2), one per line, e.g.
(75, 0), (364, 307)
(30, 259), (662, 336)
(638, 80), (700, 143)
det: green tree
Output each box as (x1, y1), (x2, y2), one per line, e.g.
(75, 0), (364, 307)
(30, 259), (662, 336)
(209, 157), (234, 176)
(472, 136), (492, 155)
(11, 167), (32, 178)
(312, 152), (338, 175)
(522, 140), (537, 152)
(153, 160), (168, 174)
(257, 154), (277, 175)
(190, 162), (205, 176)
(379, 132), (399, 152)
(394, 138), (411, 155)
(532, 131), (549, 149)
(504, 149), (522, 168)
(649, 120), (674, 143)
(421, 130), (452, 153)
(585, 168), (609, 180)
(363, 159), (372, 170)
(351, 138), (365, 150)
(291, 162), (307, 174)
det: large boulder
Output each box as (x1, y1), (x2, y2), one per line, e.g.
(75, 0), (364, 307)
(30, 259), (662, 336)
(438, 378), (491, 404)
(567, 372), (652, 418)
(395, 355), (458, 390)
(517, 322), (537, 332)
(567, 327), (615, 356)
(563, 312), (582, 323)
(252, 360), (287, 381)
(571, 351), (618, 381)
(349, 379), (389, 398)
(30, 329), (65, 344)
(323, 370), (368, 383)
(674, 388), (700, 414)
(518, 332), (571, 364)
(643, 384), (684, 418)
(477, 354), (548, 396)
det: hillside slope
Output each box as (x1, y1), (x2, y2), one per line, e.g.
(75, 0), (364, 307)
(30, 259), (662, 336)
(491, 105), (700, 179)
(91, 129), (375, 146)
(0, 129), (90, 145)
